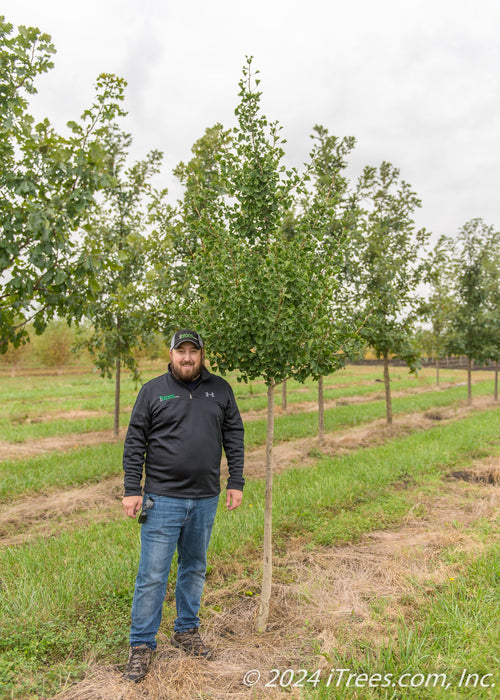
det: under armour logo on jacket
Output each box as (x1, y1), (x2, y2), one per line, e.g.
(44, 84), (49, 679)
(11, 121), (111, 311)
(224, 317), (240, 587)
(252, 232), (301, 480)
(205, 392), (215, 398)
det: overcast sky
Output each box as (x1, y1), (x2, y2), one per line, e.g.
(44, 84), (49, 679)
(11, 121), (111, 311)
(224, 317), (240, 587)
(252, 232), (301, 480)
(3, 0), (500, 241)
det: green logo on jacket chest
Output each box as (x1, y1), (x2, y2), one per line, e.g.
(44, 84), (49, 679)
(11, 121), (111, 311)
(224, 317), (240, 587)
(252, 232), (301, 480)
(159, 394), (178, 401)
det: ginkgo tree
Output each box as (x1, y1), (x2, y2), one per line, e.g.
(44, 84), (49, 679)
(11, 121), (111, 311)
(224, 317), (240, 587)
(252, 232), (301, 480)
(419, 235), (455, 386)
(484, 234), (500, 400)
(170, 58), (355, 630)
(445, 218), (500, 405)
(349, 162), (429, 424)
(0, 17), (126, 351)
(80, 127), (169, 435)
(298, 124), (359, 444)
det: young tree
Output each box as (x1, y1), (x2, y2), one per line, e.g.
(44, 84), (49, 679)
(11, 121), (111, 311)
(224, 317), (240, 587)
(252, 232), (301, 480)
(420, 236), (455, 386)
(81, 128), (169, 435)
(446, 219), (500, 404)
(0, 17), (125, 351)
(484, 237), (500, 400)
(34, 319), (75, 374)
(298, 124), (358, 444)
(171, 59), (352, 630)
(350, 162), (429, 423)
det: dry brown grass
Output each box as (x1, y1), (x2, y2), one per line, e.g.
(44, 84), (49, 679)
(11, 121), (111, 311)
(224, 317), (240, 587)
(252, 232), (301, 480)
(10, 409), (106, 424)
(447, 457), (500, 486)
(55, 458), (499, 700)
(0, 477), (124, 546)
(0, 427), (126, 461)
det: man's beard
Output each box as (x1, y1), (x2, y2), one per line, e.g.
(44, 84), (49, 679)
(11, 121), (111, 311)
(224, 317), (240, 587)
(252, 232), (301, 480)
(170, 357), (203, 383)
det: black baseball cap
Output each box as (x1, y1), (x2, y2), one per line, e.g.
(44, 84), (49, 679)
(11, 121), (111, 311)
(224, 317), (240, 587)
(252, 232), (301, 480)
(170, 329), (204, 350)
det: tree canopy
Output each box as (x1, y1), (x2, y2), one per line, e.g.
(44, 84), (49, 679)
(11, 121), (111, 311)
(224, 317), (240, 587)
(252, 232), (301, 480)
(0, 17), (125, 351)
(445, 218), (500, 403)
(171, 61), (350, 386)
(169, 58), (359, 630)
(348, 161), (429, 421)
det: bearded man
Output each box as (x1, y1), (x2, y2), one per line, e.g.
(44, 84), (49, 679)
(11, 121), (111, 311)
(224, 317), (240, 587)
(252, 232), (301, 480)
(121, 329), (244, 682)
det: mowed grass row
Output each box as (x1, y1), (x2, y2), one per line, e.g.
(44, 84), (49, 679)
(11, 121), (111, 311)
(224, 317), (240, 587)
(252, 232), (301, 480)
(0, 408), (499, 697)
(0, 365), (373, 411)
(1, 382), (496, 500)
(0, 367), (163, 404)
(0, 366), (493, 442)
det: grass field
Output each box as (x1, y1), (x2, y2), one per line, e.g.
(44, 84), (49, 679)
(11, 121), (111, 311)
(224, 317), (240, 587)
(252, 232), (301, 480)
(0, 363), (498, 699)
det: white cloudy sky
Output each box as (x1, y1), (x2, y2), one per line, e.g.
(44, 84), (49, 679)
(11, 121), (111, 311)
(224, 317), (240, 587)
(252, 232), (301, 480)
(3, 0), (500, 240)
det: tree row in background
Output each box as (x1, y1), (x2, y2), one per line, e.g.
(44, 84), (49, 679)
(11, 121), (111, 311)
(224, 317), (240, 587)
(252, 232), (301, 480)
(421, 218), (500, 403)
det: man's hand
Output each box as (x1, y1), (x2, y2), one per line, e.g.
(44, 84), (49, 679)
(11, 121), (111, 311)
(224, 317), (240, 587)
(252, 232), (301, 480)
(122, 495), (143, 518)
(226, 489), (243, 511)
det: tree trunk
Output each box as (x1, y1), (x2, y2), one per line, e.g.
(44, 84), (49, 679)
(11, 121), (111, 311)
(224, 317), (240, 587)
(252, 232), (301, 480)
(281, 379), (287, 411)
(256, 379), (275, 632)
(383, 353), (393, 425)
(436, 356), (440, 387)
(318, 376), (324, 446)
(495, 360), (498, 402)
(114, 356), (121, 437)
(467, 356), (472, 406)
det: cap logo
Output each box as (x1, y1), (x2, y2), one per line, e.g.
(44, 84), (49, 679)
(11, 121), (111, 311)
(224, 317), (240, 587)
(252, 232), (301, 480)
(170, 329), (203, 350)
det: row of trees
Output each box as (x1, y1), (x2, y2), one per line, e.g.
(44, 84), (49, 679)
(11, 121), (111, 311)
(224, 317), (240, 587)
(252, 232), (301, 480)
(422, 220), (500, 403)
(2, 22), (499, 630)
(2, 315), (495, 379)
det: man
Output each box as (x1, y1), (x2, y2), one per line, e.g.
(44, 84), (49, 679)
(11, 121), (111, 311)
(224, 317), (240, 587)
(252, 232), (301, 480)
(122, 329), (244, 682)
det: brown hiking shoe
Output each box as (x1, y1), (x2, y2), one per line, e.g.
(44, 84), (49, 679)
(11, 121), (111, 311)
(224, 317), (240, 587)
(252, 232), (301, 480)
(123, 644), (153, 682)
(171, 627), (213, 659)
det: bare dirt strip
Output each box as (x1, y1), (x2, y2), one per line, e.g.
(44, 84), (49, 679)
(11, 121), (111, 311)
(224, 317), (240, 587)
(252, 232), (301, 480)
(1, 397), (497, 548)
(0, 426), (123, 461)
(55, 456), (499, 700)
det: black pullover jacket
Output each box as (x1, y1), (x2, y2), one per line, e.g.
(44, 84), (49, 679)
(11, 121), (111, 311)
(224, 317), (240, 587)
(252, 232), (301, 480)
(123, 365), (245, 498)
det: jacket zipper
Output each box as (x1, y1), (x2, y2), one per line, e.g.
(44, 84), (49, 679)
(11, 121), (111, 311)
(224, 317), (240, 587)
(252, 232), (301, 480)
(169, 369), (201, 400)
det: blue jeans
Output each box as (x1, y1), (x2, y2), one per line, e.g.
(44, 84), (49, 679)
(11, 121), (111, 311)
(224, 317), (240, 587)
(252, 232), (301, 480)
(129, 493), (219, 650)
